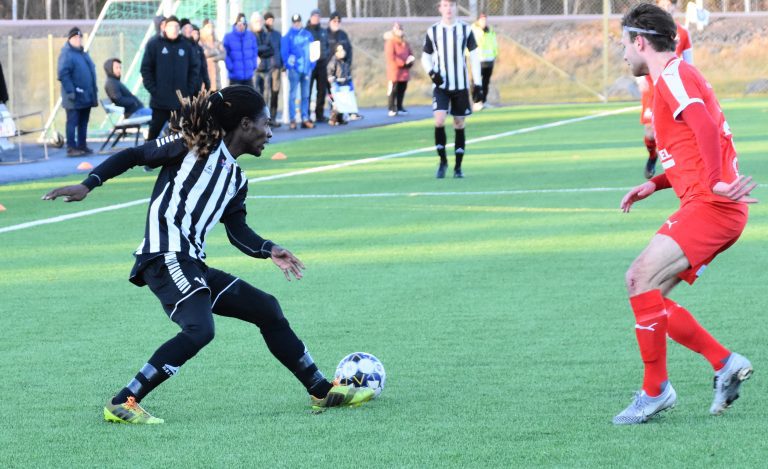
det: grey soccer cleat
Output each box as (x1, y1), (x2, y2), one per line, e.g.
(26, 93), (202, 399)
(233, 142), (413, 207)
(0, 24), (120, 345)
(710, 352), (753, 416)
(613, 383), (677, 425)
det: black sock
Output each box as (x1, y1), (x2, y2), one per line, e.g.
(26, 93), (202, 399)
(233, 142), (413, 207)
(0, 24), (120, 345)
(112, 332), (201, 404)
(455, 128), (465, 170)
(435, 127), (447, 165)
(261, 318), (331, 397)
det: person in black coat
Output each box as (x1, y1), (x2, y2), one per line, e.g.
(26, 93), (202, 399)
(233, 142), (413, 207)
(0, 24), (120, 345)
(140, 16), (200, 140)
(58, 27), (98, 156)
(306, 9), (329, 123)
(327, 12), (352, 67)
(190, 25), (211, 92)
(104, 58), (152, 118)
(252, 12), (283, 126)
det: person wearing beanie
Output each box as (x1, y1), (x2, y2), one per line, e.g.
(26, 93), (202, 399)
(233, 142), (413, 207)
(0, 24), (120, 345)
(58, 27), (98, 156)
(281, 13), (316, 129)
(259, 12), (283, 125)
(306, 9), (329, 123)
(223, 12), (259, 87)
(140, 15), (200, 140)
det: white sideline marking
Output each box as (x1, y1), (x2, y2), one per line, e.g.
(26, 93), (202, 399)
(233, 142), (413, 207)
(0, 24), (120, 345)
(247, 187), (629, 200)
(0, 106), (637, 235)
(247, 106), (637, 183)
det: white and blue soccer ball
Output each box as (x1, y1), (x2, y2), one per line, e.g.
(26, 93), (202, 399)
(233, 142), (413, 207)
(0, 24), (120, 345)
(334, 352), (386, 398)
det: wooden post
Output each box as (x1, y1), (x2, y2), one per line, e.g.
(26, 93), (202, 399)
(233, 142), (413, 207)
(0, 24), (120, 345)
(602, 0), (609, 103)
(6, 36), (12, 114)
(119, 32), (125, 62)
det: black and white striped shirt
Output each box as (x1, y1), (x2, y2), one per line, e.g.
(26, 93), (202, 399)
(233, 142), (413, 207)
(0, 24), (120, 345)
(422, 21), (478, 91)
(82, 135), (274, 267)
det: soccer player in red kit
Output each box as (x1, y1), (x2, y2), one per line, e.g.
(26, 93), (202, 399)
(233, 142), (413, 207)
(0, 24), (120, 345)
(613, 3), (758, 425)
(639, 0), (693, 179)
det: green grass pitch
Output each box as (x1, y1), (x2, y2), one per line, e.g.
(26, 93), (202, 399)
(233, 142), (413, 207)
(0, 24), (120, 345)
(1, 99), (766, 467)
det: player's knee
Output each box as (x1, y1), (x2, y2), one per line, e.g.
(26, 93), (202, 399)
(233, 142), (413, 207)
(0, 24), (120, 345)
(625, 262), (652, 295)
(260, 294), (286, 328)
(184, 319), (215, 348)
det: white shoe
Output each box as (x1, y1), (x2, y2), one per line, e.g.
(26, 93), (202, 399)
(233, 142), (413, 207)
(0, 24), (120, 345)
(710, 352), (753, 415)
(387, 110), (397, 117)
(472, 102), (484, 112)
(613, 383), (677, 425)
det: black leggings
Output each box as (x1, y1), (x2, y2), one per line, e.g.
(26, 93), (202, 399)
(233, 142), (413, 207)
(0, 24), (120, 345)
(480, 61), (494, 104)
(388, 81), (408, 112)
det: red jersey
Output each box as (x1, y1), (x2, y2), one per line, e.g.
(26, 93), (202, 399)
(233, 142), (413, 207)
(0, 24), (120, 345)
(674, 23), (692, 62)
(652, 58), (739, 205)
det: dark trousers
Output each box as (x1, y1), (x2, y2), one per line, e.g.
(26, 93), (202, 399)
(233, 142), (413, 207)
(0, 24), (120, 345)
(230, 78), (253, 87)
(65, 107), (91, 149)
(256, 69), (281, 120)
(309, 59), (327, 120)
(148, 108), (172, 141)
(480, 61), (494, 104)
(387, 81), (408, 112)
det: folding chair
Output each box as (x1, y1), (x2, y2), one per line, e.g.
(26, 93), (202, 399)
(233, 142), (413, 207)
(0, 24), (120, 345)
(99, 98), (151, 152)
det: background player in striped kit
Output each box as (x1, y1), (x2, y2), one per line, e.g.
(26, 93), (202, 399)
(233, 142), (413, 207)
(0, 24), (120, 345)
(43, 86), (374, 424)
(421, 0), (483, 179)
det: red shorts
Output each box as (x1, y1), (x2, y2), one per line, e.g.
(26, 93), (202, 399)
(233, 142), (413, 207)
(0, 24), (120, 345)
(657, 201), (748, 284)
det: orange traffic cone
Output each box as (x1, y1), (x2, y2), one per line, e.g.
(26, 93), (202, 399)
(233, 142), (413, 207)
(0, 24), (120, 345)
(271, 152), (287, 160)
(77, 161), (94, 171)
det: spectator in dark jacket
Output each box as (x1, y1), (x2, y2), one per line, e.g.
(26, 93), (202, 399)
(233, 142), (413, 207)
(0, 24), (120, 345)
(58, 27), (98, 156)
(257, 12), (283, 126)
(103, 58), (151, 118)
(327, 44), (352, 126)
(327, 12), (352, 66)
(223, 13), (258, 87)
(183, 23), (211, 92)
(306, 9), (329, 123)
(141, 16), (199, 140)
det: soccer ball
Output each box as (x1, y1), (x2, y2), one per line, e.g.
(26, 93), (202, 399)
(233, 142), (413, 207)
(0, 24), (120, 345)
(334, 352), (386, 398)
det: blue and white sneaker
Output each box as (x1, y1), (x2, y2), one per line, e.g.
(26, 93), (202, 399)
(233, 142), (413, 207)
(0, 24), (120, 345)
(710, 352), (753, 415)
(613, 383), (677, 425)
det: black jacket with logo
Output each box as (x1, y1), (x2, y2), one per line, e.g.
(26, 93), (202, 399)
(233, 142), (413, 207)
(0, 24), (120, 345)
(140, 34), (200, 110)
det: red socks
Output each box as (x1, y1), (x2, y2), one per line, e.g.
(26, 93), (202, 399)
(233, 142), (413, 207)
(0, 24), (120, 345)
(665, 298), (730, 371)
(644, 136), (657, 161)
(630, 290), (668, 397)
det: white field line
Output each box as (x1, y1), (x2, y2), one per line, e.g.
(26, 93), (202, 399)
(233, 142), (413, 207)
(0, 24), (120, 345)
(0, 106), (637, 235)
(247, 106), (638, 183)
(246, 187), (630, 200)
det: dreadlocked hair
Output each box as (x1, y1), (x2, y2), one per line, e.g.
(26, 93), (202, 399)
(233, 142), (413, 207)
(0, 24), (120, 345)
(169, 85), (267, 161)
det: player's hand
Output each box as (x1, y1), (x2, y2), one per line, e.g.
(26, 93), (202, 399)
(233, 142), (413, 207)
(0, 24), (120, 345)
(270, 245), (305, 281)
(472, 85), (483, 103)
(429, 71), (443, 86)
(620, 181), (656, 213)
(712, 176), (758, 204)
(42, 184), (90, 202)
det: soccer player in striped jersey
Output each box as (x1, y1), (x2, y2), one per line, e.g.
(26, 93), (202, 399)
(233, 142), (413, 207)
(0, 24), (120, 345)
(639, 0), (693, 179)
(613, 4), (758, 425)
(421, 0), (483, 179)
(43, 86), (373, 424)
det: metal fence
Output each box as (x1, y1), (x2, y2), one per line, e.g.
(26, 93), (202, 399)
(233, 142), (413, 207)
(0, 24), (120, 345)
(319, 0), (768, 17)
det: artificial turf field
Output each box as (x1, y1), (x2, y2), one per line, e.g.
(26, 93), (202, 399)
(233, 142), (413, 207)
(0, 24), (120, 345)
(1, 99), (767, 467)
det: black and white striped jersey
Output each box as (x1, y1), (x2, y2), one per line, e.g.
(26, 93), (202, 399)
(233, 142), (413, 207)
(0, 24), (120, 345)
(81, 135), (275, 267)
(422, 21), (478, 91)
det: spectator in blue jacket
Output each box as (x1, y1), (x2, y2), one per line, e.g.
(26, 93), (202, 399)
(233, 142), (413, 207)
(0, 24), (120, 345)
(281, 14), (316, 130)
(58, 27), (98, 156)
(223, 13), (258, 87)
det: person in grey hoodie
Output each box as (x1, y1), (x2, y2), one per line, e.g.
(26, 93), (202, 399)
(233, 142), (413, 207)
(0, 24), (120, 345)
(103, 58), (151, 119)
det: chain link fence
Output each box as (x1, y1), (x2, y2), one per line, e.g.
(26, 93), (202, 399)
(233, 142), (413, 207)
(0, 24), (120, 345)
(319, 0), (768, 17)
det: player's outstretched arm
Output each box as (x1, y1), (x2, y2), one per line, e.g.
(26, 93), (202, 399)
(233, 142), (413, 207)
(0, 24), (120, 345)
(270, 245), (305, 282)
(42, 184), (90, 202)
(713, 175), (759, 204)
(620, 181), (656, 213)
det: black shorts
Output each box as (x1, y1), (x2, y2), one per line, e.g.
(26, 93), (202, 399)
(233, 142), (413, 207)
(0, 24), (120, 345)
(132, 253), (241, 319)
(432, 87), (472, 117)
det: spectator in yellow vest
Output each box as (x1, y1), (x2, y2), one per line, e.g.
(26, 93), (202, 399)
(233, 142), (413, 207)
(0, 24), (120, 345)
(471, 13), (498, 111)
